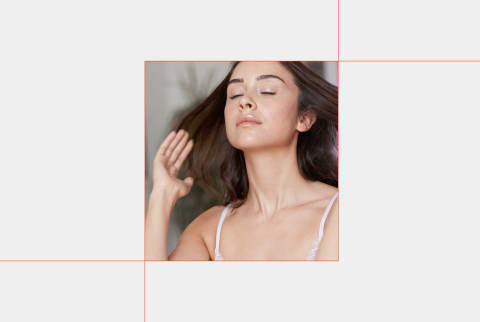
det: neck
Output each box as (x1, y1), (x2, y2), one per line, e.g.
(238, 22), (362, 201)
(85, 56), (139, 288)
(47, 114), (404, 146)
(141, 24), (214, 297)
(242, 142), (315, 220)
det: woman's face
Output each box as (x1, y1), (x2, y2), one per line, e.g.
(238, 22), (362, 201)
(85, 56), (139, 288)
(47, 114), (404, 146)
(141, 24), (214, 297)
(224, 62), (305, 151)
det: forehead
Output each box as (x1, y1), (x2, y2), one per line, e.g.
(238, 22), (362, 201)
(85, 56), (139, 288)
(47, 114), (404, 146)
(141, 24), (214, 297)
(230, 62), (295, 84)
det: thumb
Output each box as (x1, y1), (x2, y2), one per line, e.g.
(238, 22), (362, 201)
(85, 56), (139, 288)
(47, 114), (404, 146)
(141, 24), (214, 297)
(183, 176), (194, 188)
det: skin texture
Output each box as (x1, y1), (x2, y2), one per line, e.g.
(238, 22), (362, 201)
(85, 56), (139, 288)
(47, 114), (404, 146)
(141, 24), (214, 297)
(166, 62), (338, 260)
(145, 129), (195, 260)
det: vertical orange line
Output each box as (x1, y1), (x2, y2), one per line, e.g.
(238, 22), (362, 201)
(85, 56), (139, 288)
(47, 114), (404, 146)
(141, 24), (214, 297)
(144, 61), (147, 322)
(337, 0), (341, 262)
(337, 61), (340, 262)
(144, 261), (146, 322)
(144, 61), (146, 262)
(338, 0), (340, 61)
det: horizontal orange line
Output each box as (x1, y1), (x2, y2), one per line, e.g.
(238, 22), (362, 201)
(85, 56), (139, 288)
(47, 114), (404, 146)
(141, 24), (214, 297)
(0, 260), (144, 262)
(0, 259), (339, 262)
(340, 60), (480, 62)
(144, 60), (340, 62)
(144, 60), (480, 63)
(145, 260), (339, 262)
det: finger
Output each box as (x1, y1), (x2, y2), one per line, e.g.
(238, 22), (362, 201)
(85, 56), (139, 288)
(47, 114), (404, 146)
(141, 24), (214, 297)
(164, 130), (186, 160)
(171, 139), (194, 175)
(155, 130), (176, 161)
(168, 131), (189, 167)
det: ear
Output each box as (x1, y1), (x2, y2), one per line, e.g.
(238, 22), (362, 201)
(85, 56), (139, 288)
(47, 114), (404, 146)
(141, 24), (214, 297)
(296, 111), (317, 132)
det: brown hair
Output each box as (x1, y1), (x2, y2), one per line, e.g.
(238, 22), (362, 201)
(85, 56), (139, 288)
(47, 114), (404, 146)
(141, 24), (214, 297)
(173, 62), (338, 210)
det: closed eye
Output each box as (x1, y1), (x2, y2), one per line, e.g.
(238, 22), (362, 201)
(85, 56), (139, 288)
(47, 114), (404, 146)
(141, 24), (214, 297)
(229, 92), (276, 100)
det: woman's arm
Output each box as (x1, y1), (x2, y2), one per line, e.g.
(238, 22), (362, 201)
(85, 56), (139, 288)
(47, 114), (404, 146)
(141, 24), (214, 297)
(145, 129), (197, 260)
(167, 206), (221, 260)
(145, 188), (178, 260)
(145, 189), (213, 261)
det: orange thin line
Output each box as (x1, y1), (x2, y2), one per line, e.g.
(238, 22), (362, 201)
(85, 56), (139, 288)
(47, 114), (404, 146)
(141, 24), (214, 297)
(144, 261), (146, 322)
(144, 59), (480, 64)
(144, 61), (147, 322)
(340, 59), (480, 62)
(337, 60), (340, 262)
(144, 60), (340, 62)
(144, 260), (340, 262)
(338, 0), (340, 61)
(0, 260), (144, 262)
(338, 0), (341, 262)
(144, 61), (146, 263)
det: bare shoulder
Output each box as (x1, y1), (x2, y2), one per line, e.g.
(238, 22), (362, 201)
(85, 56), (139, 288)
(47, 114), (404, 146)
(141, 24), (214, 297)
(186, 205), (225, 234)
(192, 205), (228, 257)
(318, 182), (338, 197)
(168, 204), (225, 260)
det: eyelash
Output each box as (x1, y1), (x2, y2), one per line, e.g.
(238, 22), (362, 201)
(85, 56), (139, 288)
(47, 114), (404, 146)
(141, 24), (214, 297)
(229, 92), (276, 100)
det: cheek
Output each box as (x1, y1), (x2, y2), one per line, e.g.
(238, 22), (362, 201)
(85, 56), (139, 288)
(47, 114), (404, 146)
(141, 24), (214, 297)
(224, 105), (234, 127)
(269, 100), (298, 125)
(224, 105), (236, 139)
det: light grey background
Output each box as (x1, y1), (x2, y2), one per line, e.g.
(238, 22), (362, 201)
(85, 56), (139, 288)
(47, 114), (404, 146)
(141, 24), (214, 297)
(2, 0), (478, 319)
(145, 62), (338, 254)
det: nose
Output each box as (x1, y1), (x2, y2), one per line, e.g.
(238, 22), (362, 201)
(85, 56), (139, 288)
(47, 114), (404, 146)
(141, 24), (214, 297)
(239, 95), (256, 111)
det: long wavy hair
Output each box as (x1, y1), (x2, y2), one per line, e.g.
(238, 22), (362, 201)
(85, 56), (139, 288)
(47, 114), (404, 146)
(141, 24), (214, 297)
(172, 62), (338, 210)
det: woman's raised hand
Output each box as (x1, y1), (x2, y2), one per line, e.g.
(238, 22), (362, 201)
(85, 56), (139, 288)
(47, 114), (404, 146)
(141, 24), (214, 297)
(152, 129), (195, 199)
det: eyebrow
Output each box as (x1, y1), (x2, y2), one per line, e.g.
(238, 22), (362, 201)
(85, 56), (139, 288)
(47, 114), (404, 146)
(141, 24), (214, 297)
(227, 74), (286, 86)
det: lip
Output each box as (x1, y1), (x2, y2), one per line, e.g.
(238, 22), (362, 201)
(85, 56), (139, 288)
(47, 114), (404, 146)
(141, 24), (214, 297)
(236, 115), (262, 127)
(237, 121), (262, 127)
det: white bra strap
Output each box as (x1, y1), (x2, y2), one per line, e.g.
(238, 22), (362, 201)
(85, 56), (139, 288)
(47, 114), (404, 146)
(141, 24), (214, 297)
(317, 192), (339, 241)
(215, 204), (231, 254)
(307, 191), (339, 259)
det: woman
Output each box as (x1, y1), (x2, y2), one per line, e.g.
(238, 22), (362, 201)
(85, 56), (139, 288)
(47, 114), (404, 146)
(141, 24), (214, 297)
(146, 61), (338, 260)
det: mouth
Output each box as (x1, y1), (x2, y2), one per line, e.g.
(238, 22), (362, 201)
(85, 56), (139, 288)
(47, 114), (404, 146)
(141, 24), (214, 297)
(237, 121), (262, 127)
(236, 115), (262, 127)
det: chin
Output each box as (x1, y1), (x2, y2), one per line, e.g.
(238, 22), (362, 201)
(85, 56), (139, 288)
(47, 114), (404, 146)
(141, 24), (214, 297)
(231, 138), (267, 152)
